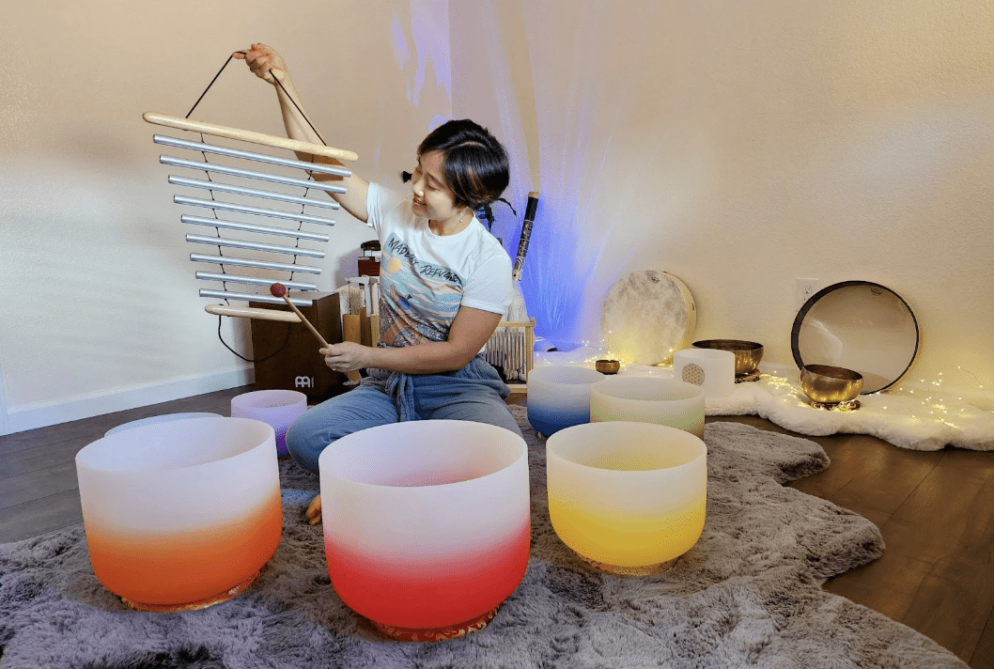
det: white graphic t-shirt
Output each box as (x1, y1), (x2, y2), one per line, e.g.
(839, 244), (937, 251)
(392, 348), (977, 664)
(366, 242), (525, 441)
(366, 183), (514, 348)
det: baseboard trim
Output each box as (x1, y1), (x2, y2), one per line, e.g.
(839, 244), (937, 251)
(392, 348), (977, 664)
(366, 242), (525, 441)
(2, 367), (255, 436)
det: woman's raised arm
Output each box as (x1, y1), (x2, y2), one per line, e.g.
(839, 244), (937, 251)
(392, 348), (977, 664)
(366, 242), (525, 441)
(235, 43), (370, 222)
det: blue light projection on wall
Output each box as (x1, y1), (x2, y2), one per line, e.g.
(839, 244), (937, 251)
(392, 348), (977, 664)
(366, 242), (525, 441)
(389, 2), (452, 111)
(463, 3), (647, 349)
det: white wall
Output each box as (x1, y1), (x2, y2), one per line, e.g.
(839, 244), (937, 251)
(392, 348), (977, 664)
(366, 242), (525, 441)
(450, 0), (994, 404)
(0, 0), (452, 434)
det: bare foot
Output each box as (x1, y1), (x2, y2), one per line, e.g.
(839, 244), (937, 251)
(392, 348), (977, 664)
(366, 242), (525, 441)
(305, 494), (322, 525)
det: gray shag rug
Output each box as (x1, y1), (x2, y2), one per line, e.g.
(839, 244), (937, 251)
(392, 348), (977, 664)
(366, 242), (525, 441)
(0, 407), (968, 668)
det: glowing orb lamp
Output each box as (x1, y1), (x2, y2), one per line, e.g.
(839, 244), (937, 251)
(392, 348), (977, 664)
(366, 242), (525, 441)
(319, 420), (530, 641)
(527, 365), (605, 436)
(547, 421), (707, 573)
(75, 417), (282, 612)
(231, 389), (308, 456)
(590, 377), (706, 438)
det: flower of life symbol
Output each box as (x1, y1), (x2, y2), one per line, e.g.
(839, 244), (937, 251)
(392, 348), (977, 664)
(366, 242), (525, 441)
(682, 363), (706, 386)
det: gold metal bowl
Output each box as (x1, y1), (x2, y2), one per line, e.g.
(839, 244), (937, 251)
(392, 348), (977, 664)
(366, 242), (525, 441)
(692, 340), (763, 376)
(595, 359), (621, 375)
(799, 364), (863, 405)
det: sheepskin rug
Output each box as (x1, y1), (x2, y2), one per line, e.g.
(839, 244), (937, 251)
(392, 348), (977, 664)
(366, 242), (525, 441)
(0, 406), (967, 668)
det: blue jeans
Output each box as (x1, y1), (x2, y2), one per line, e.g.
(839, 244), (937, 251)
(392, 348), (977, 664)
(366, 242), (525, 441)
(285, 356), (523, 473)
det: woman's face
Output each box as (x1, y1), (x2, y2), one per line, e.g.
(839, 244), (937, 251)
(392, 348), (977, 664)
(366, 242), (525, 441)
(411, 151), (462, 222)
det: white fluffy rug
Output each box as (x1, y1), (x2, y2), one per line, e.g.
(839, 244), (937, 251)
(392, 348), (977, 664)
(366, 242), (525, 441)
(0, 407), (968, 668)
(537, 350), (994, 451)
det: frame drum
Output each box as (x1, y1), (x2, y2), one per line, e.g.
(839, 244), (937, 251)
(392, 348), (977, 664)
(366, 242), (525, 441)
(601, 270), (697, 366)
(791, 281), (919, 394)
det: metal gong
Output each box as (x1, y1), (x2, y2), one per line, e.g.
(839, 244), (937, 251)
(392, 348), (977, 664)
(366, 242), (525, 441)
(791, 281), (920, 394)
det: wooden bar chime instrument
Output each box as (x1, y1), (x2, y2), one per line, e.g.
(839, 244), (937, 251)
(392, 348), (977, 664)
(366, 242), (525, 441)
(144, 107), (534, 384)
(142, 111), (363, 381)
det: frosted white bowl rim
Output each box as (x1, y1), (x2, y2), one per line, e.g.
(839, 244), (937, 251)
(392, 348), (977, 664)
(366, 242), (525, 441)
(591, 376), (705, 402)
(547, 421), (706, 474)
(319, 420), (527, 490)
(528, 365), (606, 385)
(77, 417), (274, 474)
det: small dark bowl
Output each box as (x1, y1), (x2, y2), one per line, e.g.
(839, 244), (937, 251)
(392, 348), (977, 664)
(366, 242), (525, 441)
(595, 359), (621, 375)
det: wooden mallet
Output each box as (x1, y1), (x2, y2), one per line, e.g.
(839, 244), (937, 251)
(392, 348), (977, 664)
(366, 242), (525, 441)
(270, 283), (360, 383)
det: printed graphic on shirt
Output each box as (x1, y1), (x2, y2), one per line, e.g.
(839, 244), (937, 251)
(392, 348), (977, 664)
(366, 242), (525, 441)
(378, 233), (466, 346)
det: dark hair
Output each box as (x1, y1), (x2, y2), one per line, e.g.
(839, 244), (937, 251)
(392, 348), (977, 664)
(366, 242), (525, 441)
(415, 119), (510, 210)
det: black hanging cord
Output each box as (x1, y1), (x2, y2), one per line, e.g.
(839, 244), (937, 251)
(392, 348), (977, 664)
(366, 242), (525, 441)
(186, 54), (237, 119)
(182, 50), (321, 362)
(271, 75), (329, 147)
(217, 316), (292, 363)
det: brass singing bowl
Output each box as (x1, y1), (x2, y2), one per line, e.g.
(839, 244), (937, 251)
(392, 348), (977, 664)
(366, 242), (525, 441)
(692, 340), (764, 376)
(799, 364), (863, 404)
(595, 359), (621, 375)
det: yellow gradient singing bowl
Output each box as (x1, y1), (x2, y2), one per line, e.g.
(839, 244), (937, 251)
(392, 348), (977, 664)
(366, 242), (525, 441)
(546, 421), (707, 572)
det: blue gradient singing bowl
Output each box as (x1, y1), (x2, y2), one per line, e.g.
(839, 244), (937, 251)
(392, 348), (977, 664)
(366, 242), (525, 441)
(526, 366), (605, 436)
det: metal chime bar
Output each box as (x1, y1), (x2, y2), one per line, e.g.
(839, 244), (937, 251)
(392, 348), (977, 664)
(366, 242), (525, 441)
(153, 135), (352, 178)
(195, 271), (317, 292)
(143, 112), (359, 162)
(190, 253), (321, 274)
(145, 111), (358, 324)
(186, 234), (325, 258)
(169, 176), (339, 210)
(181, 215), (329, 242)
(174, 195), (336, 226)
(160, 156), (347, 194)
(199, 289), (313, 307)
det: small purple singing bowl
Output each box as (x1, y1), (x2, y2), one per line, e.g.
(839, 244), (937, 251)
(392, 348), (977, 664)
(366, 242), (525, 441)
(231, 390), (308, 457)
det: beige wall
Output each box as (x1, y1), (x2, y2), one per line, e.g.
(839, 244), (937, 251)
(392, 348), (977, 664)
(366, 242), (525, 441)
(451, 0), (994, 404)
(0, 0), (451, 433)
(2, 0), (992, 433)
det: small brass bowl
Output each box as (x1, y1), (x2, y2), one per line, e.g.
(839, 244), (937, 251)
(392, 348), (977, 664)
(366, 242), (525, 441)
(799, 364), (863, 405)
(595, 359), (621, 375)
(692, 340), (763, 376)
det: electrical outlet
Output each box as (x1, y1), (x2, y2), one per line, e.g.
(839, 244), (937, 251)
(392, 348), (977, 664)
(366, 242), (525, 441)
(796, 278), (820, 309)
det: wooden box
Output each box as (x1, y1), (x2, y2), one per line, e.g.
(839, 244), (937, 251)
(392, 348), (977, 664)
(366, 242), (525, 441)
(249, 292), (347, 401)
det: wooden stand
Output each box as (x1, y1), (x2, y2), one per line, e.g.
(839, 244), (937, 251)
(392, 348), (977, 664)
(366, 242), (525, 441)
(249, 293), (346, 401)
(484, 319), (536, 397)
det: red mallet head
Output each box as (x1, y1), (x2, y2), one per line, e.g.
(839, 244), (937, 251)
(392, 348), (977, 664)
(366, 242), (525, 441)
(270, 282), (287, 298)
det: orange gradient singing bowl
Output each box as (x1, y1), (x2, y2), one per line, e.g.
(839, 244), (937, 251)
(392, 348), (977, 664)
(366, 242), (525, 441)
(547, 421), (707, 573)
(319, 420), (530, 640)
(75, 417), (282, 611)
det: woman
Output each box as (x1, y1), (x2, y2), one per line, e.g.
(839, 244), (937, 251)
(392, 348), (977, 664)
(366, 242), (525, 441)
(235, 44), (522, 523)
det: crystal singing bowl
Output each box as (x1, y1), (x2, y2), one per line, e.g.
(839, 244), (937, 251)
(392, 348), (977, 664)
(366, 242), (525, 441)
(231, 389), (308, 457)
(104, 412), (222, 437)
(527, 365), (605, 436)
(75, 417), (282, 611)
(547, 422), (707, 569)
(693, 340), (764, 375)
(800, 364), (864, 404)
(590, 377), (706, 438)
(319, 420), (530, 638)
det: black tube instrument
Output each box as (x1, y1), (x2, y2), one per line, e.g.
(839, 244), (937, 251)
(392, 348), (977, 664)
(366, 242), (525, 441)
(512, 192), (539, 282)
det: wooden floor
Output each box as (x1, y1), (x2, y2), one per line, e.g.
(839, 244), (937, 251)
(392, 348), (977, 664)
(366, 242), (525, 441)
(2, 386), (993, 667)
